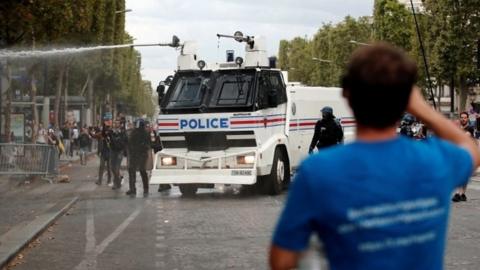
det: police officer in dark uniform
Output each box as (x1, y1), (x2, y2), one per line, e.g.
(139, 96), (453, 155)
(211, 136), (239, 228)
(156, 82), (166, 106)
(309, 106), (344, 153)
(95, 124), (111, 185)
(126, 119), (151, 196)
(109, 120), (128, 190)
(400, 114), (416, 137)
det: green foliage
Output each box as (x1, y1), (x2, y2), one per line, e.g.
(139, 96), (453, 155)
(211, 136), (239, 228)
(286, 37), (314, 84)
(374, 0), (414, 50)
(279, 16), (373, 86)
(424, 0), (480, 110)
(278, 40), (290, 70)
(0, 0), (152, 124)
(278, 0), (480, 112)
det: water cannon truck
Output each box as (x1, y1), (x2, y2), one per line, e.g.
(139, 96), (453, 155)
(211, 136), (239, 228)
(150, 31), (355, 196)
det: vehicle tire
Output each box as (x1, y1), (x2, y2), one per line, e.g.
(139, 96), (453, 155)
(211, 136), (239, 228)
(263, 148), (290, 195)
(179, 184), (198, 196)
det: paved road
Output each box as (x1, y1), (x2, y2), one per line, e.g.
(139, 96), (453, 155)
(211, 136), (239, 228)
(4, 161), (480, 269)
(7, 179), (284, 270)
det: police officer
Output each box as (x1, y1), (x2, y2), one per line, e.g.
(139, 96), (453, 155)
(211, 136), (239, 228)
(126, 119), (151, 196)
(309, 106), (344, 153)
(109, 119), (128, 190)
(156, 81), (166, 106)
(400, 114), (416, 137)
(95, 124), (111, 185)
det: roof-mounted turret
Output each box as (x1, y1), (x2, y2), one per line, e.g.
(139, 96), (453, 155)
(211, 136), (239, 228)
(177, 41), (200, 70)
(216, 31), (269, 68)
(130, 35), (207, 71)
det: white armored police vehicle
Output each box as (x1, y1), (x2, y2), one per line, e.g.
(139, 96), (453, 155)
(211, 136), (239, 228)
(150, 32), (355, 195)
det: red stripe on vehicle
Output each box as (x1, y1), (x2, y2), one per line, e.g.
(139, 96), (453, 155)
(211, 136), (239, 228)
(299, 122), (316, 126)
(230, 120), (263, 125)
(231, 118), (286, 125)
(267, 118), (285, 123)
(158, 123), (179, 127)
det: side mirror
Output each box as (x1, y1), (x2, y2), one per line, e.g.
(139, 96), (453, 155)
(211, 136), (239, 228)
(267, 89), (278, 108)
(201, 78), (210, 91)
(164, 75), (174, 86)
(157, 84), (165, 95)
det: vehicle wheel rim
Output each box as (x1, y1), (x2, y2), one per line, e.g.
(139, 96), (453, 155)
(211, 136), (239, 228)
(276, 159), (285, 184)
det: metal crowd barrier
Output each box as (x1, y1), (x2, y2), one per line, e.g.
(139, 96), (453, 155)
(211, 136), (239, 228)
(0, 143), (59, 182)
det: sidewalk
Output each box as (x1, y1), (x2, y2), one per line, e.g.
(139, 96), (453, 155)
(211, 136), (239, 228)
(0, 155), (104, 269)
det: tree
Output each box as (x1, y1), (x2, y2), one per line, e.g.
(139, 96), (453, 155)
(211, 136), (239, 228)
(283, 37), (314, 84)
(424, 0), (480, 111)
(0, 0), (34, 141)
(0, 0), (150, 141)
(373, 0), (414, 51)
(278, 40), (290, 71)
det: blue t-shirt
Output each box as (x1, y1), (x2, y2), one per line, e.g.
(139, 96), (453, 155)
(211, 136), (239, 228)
(273, 136), (472, 270)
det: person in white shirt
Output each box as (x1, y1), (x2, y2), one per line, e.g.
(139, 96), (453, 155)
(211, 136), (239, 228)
(36, 123), (47, 144)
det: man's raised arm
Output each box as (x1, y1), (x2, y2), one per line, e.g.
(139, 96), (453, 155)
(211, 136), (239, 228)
(407, 86), (480, 168)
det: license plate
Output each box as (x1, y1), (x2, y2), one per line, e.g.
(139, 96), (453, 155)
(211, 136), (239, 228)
(231, 170), (253, 176)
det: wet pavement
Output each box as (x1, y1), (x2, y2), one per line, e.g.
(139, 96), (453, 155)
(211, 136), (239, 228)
(1, 158), (480, 269)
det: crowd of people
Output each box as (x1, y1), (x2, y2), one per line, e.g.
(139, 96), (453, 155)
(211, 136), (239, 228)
(91, 118), (168, 196)
(21, 116), (167, 197)
(30, 121), (95, 160)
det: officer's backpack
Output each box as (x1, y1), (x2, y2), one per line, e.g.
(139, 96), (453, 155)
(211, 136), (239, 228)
(78, 134), (90, 147)
(319, 120), (342, 146)
(110, 132), (126, 152)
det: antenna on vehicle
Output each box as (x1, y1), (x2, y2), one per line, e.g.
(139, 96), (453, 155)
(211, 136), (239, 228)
(217, 31), (255, 49)
(216, 31), (268, 68)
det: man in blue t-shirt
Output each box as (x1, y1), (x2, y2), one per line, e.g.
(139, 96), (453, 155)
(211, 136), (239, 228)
(270, 44), (480, 270)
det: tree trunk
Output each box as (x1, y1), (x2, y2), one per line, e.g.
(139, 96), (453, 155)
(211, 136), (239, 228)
(450, 76), (455, 115)
(99, 98), (104, 127)
(458, 77), (468, 113)
(30, 73), (39, 143)
(63, 66), (69, 125)
(4, 63), (12, 142)
(436, 83), (443, 112)
(112, 96), (116, 121)
(87, 76), (94, 126)
(80, 73), (90, 97)
(92, 97), (97, 126)
(54, 63), (66, 127)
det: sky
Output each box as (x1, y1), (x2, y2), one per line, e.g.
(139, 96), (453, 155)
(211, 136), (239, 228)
(125, 0), (375, 88)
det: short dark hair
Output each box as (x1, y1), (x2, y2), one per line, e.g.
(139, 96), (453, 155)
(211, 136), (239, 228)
(460, 111), (469, 118)
(341, 43), (418, 128)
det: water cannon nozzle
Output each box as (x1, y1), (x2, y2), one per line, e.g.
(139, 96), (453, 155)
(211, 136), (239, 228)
(170, 35), (181, 48)
(216, 31), (255, 49)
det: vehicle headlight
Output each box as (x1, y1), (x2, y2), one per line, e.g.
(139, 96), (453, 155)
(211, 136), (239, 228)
(161, 157), (177, 166)
(237, 155), (255, 164)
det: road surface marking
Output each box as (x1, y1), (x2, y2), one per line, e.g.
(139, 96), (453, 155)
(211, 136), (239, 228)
(155, 201), (167, 268)
(74, 201), (97, 270)
(74, 201), (142, 270)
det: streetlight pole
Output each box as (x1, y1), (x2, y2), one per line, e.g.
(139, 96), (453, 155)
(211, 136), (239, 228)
(115, 9), (132, 14)
(312, 57), (332, 63)
(410, 0), (437, 110)
(0, 61), (3, 142)
(311, 58), (334, 86)
(349, 40), (371, 46)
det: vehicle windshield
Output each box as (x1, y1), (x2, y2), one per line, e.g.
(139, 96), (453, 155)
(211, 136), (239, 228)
(164, 71), (211, 109)
(161, 69), (256, 113)
(208, 70), (255, 108)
